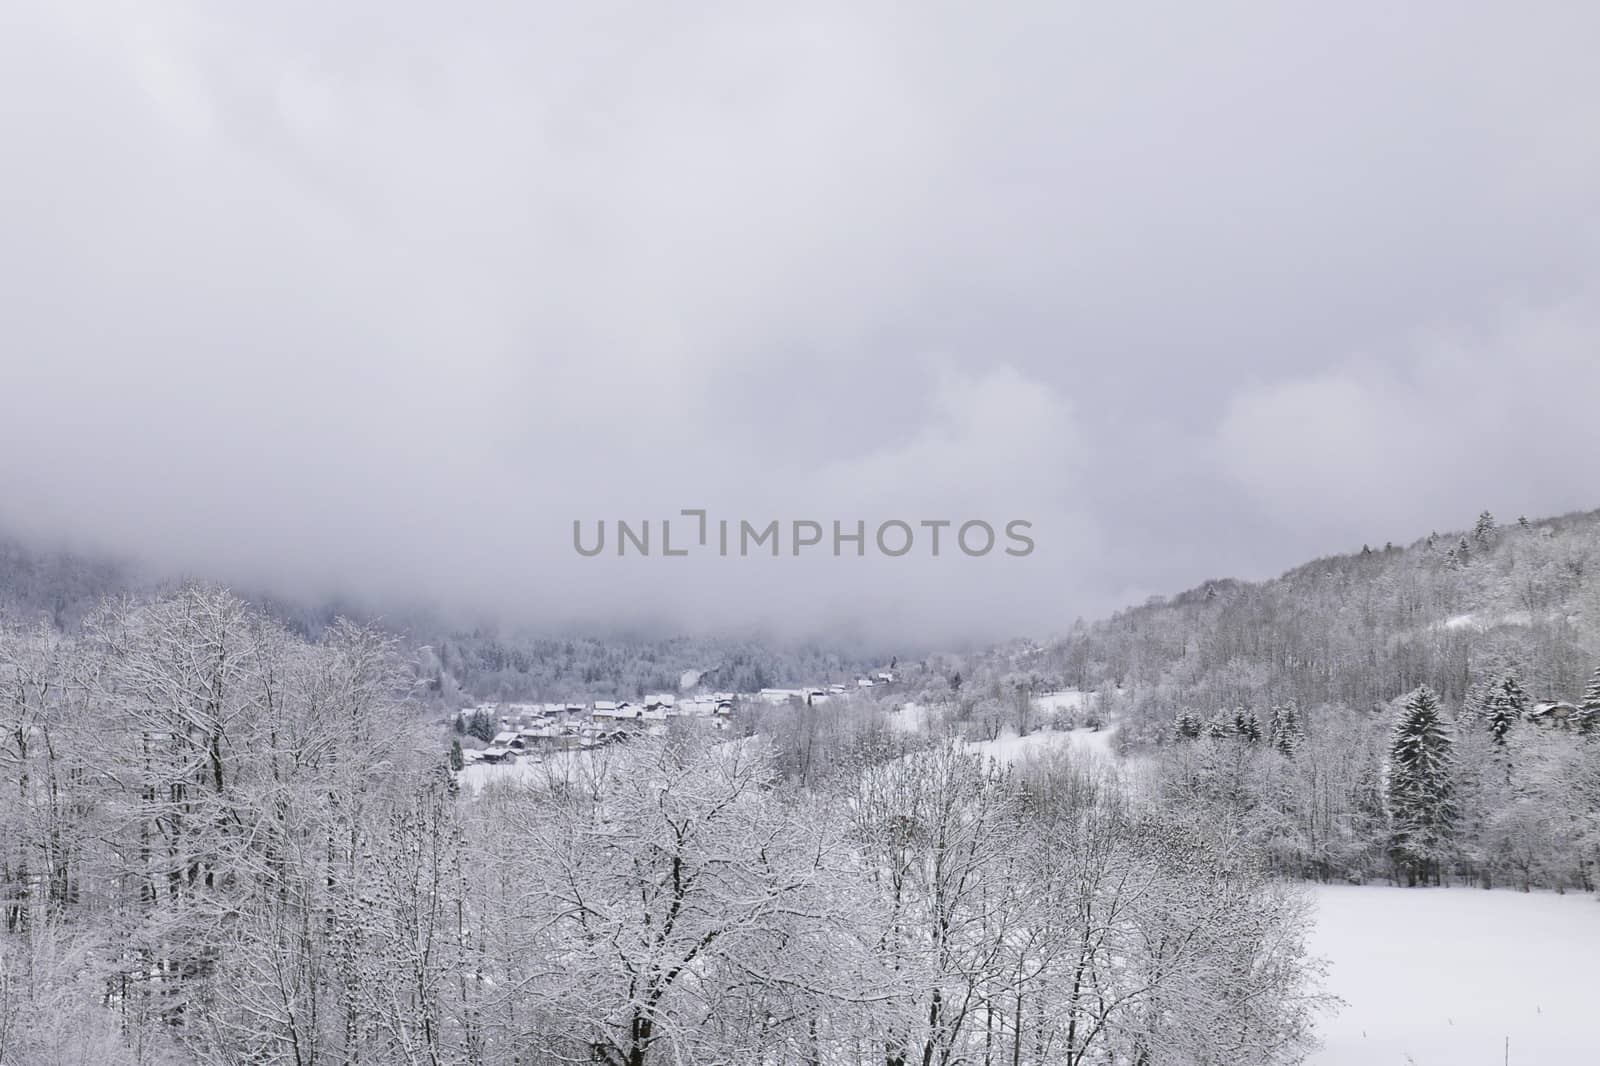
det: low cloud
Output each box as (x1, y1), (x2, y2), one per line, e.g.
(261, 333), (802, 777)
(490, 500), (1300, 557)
(3, 2), (1598, 644)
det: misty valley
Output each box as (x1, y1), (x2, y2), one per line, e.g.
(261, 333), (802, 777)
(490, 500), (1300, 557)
(3, 509), (1599, 1065)
(6, 6), (1600, 1060)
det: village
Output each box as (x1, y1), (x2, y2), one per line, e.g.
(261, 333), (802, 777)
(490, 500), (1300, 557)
(452, 671), (898, 765)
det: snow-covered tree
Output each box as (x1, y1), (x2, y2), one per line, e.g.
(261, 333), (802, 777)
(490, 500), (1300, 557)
(1271, 700), (1304, 757)
(1473, 510), (1497, 549)
(1234, 707), (1263, 745)
(1578, 665), (1600, 737)
(1485, 672), (1527, 746)
(1386, 686), (1457, 885)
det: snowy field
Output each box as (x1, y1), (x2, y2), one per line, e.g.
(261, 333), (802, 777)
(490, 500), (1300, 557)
(1309, 885), (1600, 1065)
(965, 724), (1114, 764)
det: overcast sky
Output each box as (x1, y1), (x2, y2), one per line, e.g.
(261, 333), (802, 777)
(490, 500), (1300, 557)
(3, 2), (1598, 645)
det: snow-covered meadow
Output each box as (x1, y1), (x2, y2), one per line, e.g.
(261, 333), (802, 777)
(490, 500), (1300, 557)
(1309, 885), (1600, 1065)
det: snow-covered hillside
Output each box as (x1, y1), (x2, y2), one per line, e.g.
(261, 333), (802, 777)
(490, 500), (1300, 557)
(1309, 885), (1600, 1065)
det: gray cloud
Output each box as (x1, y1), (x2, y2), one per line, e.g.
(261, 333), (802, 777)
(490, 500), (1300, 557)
(2, 1), (1598, 644)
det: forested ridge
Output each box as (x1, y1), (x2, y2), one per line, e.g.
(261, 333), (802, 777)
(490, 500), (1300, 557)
(896, 508), (1600, 892)
(1033, 507), (1600, 714)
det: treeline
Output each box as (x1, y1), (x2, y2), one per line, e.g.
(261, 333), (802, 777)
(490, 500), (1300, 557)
(1148, 680), (1600, 890)
(0, 586), (1321, 1065)
(0, 531), (884, 704)
(1036, 508), (1600, 719)
(418, 630), (878, 704)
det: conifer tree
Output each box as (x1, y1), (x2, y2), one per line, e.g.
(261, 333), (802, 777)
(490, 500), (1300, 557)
(1233, 707), (1262, 745)
(1485, 672), (1527, 746)
(1578, 665), (1600, 737)
(1204, 712), (1231, 740)
(1386, 685), (1456, 885)
(449, 738), (465, 771)
(468, 708), (496, 743)
(1175, 710), (1202, 740)
(1271, 700), (1304, 757)
(1472, 510), (1497, 549)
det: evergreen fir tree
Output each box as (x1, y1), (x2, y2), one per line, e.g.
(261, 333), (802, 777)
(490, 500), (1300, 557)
(1204, 712), (1231, 740)
(1175, 710), (1202, 740)
(1485, 672), (1527, 746)
(1386, 685), (1456, 885)
(1457, 679), (1489, 727)
(1233, 707), (1262, 745)
(449, 738), (465, 771)
(1271, 700), (1304, 757)
(1578, 665), (1600, 737)
(1472, 510), (1497, 549)
(468, 709), (496, 743)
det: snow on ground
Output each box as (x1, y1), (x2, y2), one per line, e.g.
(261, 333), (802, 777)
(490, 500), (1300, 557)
(459, 749), (604, 792)
(1033, 689), (1090, 713)
(889, 701), (929, 733)
(1308, 884), (1600, 1066)
(964, 725), (1114, 765)
(1439, 610), (1534, 632)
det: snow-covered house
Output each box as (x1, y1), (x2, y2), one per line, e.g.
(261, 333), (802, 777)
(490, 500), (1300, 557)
(593, 703), (642, 723)
(1528, 700), (1580, 726)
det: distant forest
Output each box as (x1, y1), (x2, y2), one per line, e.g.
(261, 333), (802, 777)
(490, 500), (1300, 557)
(892, 508), (1600, 892)
(0, 533), (883, 702)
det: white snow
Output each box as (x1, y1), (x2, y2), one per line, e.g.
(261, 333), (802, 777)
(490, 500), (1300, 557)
(889, 701), (929, 733)
(1439, 610), (1535, 632)
(1033, 689), (1090, 713)
(1308, 885), (1600, 1065)
(964, 725), (1114, 765)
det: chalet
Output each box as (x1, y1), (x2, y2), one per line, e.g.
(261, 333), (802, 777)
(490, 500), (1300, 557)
(516, 725), (561, 750)
(478, 746), (514, 764)
(1528, 700), (1580, 727)
(594, 703), (642, 724)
